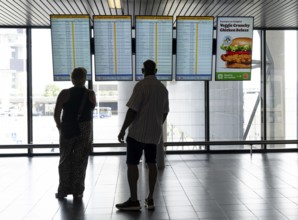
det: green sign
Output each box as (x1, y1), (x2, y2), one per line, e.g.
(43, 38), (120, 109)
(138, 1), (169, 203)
(215, 72), (251, 81)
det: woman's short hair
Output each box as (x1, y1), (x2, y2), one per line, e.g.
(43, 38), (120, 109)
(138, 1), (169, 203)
(71, 67), (87, 86)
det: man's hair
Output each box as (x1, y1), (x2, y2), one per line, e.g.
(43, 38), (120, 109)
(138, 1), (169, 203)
(143, 60), (156, 75)
(71, 67), (87, 86)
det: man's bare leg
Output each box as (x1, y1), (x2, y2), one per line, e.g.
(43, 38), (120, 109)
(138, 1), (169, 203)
(147, 163), (157, 199)
(127, 164), (139, 201)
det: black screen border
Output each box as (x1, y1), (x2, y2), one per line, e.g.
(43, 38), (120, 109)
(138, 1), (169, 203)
(135, 15), (173, 81)
(175, 16), (214, 81)
(50, 14), (92, 81)
(215, 16), (254, 81)
(93, 15), (133, 81)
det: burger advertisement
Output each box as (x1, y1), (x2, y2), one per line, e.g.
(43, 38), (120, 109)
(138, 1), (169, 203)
(215, 17), (254, 81)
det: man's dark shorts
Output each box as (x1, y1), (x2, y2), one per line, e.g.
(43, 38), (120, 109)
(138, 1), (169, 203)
(126, 136), (157, 165)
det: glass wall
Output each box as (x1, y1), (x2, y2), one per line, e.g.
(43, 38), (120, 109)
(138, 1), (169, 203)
(0, 29), (28, 154)
(166, 81), (205, 151)
(92, 80), (122, 152)
(266, 31), (298, 149)
(209, 30), (262, 150)
(1, 28), (298, 154)
(32, 29), (70, 153)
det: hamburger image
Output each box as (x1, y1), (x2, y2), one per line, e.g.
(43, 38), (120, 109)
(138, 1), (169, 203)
(220, 37), (252, 68)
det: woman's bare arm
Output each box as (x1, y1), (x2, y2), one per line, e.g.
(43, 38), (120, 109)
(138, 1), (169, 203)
(88, 90), (96, 109)
(53, 89), (69, 129)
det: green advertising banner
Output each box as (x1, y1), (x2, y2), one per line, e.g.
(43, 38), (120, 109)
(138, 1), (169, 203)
(215, 72), (251, 81)
(215, 17), (254, 81)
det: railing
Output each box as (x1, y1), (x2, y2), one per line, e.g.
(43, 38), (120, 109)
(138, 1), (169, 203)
(0, 140), (298, 156)
(164, 140), (298, 155)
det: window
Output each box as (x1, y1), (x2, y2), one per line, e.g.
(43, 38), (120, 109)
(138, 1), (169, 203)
(209, 30), (261, 150)
(266, 31), (298, 149)
(0, 28), (27, 153)
(32, 29), (70, 153)
(1, 28), (297, 154)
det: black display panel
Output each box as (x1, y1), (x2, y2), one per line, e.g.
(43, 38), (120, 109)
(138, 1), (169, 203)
(135, 16), (173, 81)
(94, 16), (132, 81)
(215, 17), (254, 81)
(50, 15), (91, 81)
(176, 16), (214, 81)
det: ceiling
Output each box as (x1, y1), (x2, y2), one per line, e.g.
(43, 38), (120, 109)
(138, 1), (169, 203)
(0, 0), (297, 29)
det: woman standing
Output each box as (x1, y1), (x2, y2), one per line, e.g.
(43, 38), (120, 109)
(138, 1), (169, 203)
(54, 67), (96, 199)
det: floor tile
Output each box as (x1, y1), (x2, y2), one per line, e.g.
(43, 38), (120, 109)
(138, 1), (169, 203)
(0, 153), (298, 219)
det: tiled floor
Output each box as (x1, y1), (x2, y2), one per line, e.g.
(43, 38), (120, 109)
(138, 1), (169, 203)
(1, 153), (298, 220)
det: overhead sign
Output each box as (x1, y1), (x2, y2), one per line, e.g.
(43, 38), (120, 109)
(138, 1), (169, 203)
(176, 17), (214, 81)
(51, 15), (91, 81)
(94, 16), (132, 81)
(135, 16), (173, 81)
(215, 17), (254, 81)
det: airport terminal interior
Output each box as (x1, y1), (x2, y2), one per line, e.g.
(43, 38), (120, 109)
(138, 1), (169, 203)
(1, 0), (298, 219)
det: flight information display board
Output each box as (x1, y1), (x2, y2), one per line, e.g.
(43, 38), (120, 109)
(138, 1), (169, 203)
(136, 16), (173, 81)
(176, 17), (214, 81)
(94, 16), (132, 81)
(51, 15), (91, 81)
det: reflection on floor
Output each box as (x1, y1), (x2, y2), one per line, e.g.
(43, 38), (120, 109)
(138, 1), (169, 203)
(0, 153), (298, 219)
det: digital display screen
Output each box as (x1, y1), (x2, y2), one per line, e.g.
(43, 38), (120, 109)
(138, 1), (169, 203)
(215, 17), (254, 81)
(94, 16), (132, 81)
(51, 15), (91, 81)
(136, 16), (173, 81)
(176, 17), (214, 81)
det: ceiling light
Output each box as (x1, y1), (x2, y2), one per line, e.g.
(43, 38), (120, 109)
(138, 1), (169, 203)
(108, 0), (121, 9)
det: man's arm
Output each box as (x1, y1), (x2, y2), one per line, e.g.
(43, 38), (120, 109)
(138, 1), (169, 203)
(118, 108), (137, 143)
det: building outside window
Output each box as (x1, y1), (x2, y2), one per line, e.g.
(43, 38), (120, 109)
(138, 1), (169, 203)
(0, 29), (27, 153)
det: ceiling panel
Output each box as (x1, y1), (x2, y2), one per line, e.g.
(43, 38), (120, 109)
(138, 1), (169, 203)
(0, 0), (297, 28)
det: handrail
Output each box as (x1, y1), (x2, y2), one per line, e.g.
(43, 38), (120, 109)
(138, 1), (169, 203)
(164, 140), (298, 155)
(0, 140), (297, 149)
(164, 139), (298, 146)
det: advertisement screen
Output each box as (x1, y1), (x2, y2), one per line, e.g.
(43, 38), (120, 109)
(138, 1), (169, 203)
(176, 16), (214, 81)
(51, 15), (91, 81)
(94, 16), (132, 81)
(136, 16), (173, 81)
(215, 17), (254, 81)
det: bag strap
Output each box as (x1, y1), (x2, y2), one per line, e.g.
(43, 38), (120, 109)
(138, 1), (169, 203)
(77, 90), (89, 121)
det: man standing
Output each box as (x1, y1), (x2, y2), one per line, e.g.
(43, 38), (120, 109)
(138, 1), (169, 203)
(116, 60), (169, 211)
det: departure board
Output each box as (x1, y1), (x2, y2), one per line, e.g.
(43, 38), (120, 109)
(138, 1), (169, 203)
(136, 16), (173, 81)
(94, 16), (132, 81)
(51, 15), (91, 81)
(176, 17), (214, 81)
